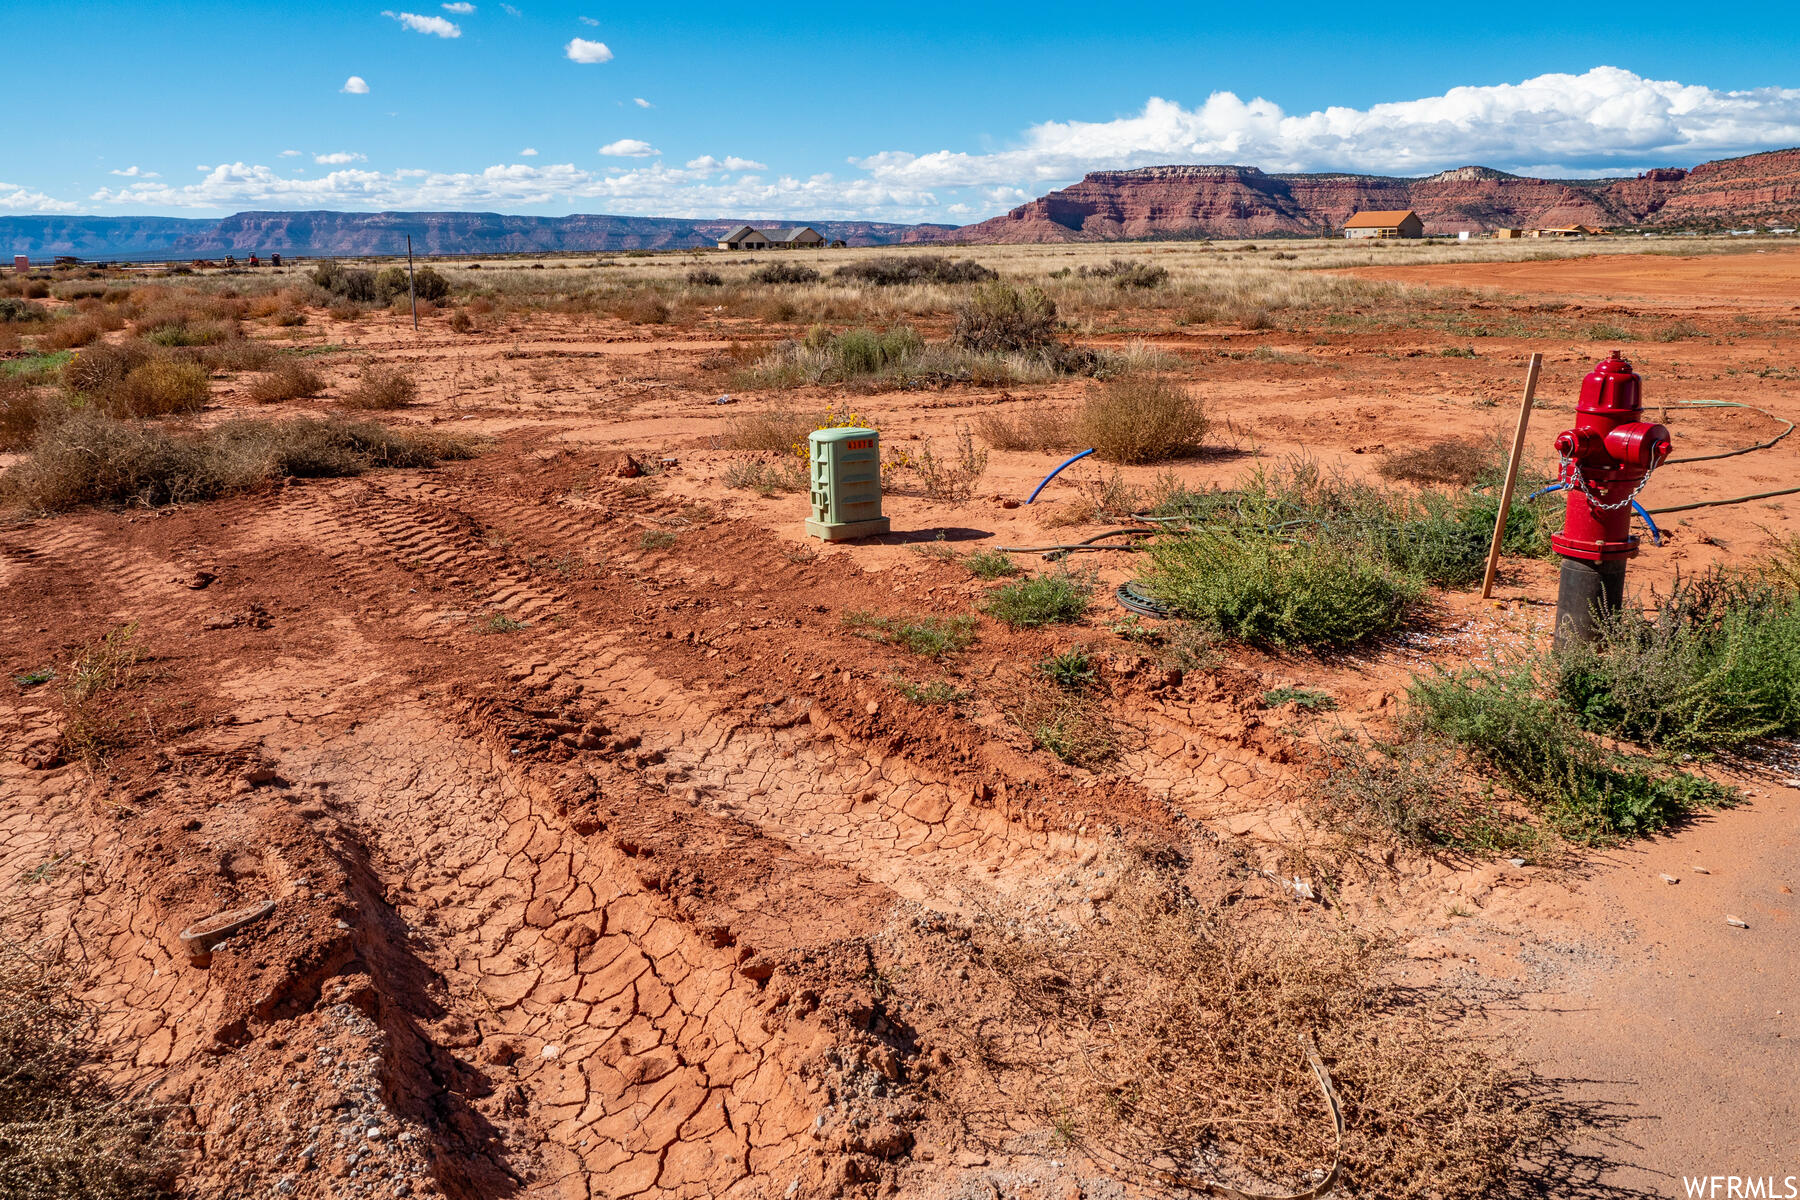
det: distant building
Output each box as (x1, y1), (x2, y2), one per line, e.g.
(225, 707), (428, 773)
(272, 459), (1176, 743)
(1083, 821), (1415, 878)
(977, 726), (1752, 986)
(1494, 228), (1524, 239)
(716, 225), (828, 250)
(717, 226), (771, 250)
(1342, 210), (1424, 239)
(1528, 225), (1604, 238)
(12, 254), (28, 274)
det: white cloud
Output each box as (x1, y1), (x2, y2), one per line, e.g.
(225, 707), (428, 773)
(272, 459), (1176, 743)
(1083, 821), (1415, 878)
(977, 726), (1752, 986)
(600, 139), (657, 157)
(85, 160), (941, 222)
(442, 1), (475, 11)
(108, 166), (160, 178)
(686, 154), (768, 173)
(280, 149), (302, 157)
(858, 67), (1800, 188)
(500, 2), (519, 13)
(0, 182), (78, 213)
(564, 37), (612, 64)
(315, 151), (367, 164)
(383, 10), (461, 37)
(519, 147), (538, 156)
(579, 14), (598, 24)
(633, 97), (652, 109)
(341, 75), (370, 94)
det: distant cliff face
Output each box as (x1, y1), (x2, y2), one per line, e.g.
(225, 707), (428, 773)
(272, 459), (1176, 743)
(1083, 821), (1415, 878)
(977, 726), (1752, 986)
(938, 149), (1800, 242)
(0, 211), (954, 259)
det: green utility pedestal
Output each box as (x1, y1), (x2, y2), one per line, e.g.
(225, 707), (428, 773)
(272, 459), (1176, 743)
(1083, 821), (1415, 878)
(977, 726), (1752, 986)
(805, 427), (890, 541)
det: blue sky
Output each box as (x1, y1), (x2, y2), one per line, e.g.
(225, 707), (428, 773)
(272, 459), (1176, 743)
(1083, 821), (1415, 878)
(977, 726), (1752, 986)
(6, 1), (1799, 223)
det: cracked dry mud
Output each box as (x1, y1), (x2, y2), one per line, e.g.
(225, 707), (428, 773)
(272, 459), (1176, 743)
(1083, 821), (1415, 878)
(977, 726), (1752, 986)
(3, 246), (1797, 1198)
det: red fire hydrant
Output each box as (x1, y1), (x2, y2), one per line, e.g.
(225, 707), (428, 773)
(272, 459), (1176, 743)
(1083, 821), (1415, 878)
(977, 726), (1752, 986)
(1550, 351), (1672, 647)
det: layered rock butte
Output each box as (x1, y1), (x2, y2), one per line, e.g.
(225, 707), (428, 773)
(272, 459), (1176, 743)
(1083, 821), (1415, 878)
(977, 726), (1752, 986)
(937, 147), (1800, 242)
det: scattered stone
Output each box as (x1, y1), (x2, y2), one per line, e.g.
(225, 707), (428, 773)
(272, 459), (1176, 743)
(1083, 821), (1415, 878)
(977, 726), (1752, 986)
(1725, 915), (1749, 929)
(1693, 866), (1712, 874)
(1660, 874), (1680, 884)
(179, 899), (277, 962)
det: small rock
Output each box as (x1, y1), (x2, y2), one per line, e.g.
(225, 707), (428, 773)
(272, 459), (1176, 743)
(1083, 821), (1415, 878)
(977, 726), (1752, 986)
(540, 1044), (561, 1060)
(1660, 873), (1680, 885)
(366, 1127), (384, 1140)
(1725, 915), (1749, 929)
(1508, 858), (1527, 868)
(1693, 866), (1711, 874)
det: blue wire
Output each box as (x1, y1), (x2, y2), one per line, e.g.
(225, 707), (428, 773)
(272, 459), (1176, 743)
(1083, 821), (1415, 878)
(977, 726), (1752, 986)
(1026, 449), (1096, 504)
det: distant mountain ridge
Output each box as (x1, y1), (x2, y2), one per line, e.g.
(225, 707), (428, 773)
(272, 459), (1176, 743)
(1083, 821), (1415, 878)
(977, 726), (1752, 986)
(0, 210), (953, 260)
(935, 147), (1800, 242)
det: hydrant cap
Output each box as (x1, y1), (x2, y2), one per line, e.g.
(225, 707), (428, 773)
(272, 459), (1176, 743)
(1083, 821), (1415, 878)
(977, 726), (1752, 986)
(1578, 351), (1642, 416)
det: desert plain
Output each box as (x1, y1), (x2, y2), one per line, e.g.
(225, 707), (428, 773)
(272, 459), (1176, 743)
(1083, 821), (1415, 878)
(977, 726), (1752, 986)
(1, 236), (1796, 1199)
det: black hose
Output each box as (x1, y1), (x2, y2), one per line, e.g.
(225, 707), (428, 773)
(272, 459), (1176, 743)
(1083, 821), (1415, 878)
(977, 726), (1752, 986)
(1115, 582), (1175, 617)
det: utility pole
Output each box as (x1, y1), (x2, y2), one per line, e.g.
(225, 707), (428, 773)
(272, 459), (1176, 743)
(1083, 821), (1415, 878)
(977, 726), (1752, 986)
(407, 235), (418, 331)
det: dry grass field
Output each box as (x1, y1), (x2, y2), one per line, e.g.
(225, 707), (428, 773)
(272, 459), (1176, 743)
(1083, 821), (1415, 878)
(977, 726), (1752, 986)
(2, 235), (1796, 1199)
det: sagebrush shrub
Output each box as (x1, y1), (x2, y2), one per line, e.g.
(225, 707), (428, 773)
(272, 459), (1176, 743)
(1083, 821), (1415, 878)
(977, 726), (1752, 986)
(750, 262), (820, 286)
(244, 358), (326, 404)
(832, 255), (996, 287)
(1, 408), (472, 511)
(951, 280), (1059, 355)
(1077, 375), (1208, 464)
(344, 365), (417, 410)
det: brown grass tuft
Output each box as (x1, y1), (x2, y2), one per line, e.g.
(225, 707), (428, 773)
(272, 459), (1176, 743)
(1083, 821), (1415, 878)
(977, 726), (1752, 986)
(977, 862), (1544, 1197)
(720, 407), (816, 453)
(0, 905), (172, 1196)
(1, 408), (473, 512)
(243, 358), (326, 405)
(0, 379), (54, 452)
(973, 404), (1075, 452)
(1076, 375), (1208, 464)
(343, 364), (418, 410)
(1378, 437), (1487, 488)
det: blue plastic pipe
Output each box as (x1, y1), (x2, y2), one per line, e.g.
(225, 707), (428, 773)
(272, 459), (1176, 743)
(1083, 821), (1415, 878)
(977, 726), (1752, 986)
(1521, 480), (1662, 545)
(1026, 449), (1095, 504)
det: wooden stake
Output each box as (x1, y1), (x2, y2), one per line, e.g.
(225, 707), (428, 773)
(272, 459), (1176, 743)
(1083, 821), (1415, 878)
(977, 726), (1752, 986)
(1481, 352), (1543, 599)
(407, 235), (418, 332)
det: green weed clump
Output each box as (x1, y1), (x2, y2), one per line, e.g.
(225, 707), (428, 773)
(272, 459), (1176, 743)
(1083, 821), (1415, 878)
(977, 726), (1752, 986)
(1409, 666), (1734, 843)
(1140, 457), (1562, 648)
(1036, 645), (1096, 691)
(1555, 571), (1800, 755)
(842, 611), (978, 658)
(1147, 529), (1418, 649)
(965, 548), (1022, 579)
(982, 573), (1090, 628)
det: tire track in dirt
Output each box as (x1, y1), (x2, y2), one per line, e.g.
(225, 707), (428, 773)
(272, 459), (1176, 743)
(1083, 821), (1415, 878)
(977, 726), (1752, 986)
(503, 638), (1084, 907)
(0, 493), (937, 1198)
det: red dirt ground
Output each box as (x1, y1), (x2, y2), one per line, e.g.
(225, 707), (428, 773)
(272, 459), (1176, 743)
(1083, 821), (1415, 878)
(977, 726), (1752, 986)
(2, 246), (1796, 1198)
